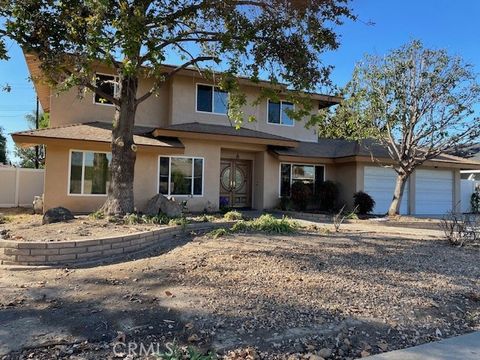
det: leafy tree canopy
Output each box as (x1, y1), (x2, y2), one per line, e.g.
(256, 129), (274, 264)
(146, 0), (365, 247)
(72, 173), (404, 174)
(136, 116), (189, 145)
(0, 0), (354, 215)
(15, 111), (50, 168)
(0, 127), (7, 165)
(0, 0), (353, 126)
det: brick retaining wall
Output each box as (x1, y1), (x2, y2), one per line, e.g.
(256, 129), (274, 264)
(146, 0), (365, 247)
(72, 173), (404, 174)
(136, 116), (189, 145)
(0, 222), (230, 266)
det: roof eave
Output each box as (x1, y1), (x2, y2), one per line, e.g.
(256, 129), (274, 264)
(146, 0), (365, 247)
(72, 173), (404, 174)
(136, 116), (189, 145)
(152, 128), (298, 147)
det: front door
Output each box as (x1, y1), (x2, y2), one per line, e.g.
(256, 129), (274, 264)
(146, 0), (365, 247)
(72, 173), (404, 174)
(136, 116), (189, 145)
(220, 159), (252, 208)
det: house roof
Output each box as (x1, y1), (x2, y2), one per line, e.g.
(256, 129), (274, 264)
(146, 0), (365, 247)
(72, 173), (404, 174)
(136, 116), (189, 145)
(152, 122), (299, 147)
(270, 138), (480, 169)
(12, 122), (184, 149)
(449, 143), (480, 160)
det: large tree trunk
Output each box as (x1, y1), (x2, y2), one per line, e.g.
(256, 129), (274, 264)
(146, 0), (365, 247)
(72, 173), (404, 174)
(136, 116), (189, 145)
(101, 75), (138, 216)
(387, 172), (409, 216)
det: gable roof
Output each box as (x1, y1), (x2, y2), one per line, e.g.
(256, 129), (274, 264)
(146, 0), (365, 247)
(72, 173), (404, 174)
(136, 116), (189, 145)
(12, 122), (184, 149)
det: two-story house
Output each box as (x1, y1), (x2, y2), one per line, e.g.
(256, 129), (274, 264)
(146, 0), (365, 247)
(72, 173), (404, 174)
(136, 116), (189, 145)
(13, 53), (480, 215)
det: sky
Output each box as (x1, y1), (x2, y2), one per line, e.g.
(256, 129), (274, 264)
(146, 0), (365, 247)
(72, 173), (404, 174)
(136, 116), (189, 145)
(1, 0), (480, 163)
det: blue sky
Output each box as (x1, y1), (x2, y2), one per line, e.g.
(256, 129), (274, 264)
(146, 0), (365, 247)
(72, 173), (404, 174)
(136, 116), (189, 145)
(1, 0), (479, 163)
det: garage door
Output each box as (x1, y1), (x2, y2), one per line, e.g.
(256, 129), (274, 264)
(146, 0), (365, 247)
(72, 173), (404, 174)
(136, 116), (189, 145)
(364, 167), (409, 215)
(415, 169), (453, 215)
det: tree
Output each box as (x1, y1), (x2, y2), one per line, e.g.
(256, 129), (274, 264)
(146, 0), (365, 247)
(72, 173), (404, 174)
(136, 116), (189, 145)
(318, 40), (480, 216)
(0, 127), (7, 164)
(0, 0), (354, 215)
(15, 111), (50, 168)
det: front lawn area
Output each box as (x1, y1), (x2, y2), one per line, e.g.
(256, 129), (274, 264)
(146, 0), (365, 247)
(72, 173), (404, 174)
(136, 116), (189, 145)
(0, 221), (478, 359)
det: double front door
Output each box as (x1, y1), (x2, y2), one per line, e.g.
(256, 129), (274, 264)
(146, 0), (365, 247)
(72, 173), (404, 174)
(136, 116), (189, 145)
(220, 159), (252, 208)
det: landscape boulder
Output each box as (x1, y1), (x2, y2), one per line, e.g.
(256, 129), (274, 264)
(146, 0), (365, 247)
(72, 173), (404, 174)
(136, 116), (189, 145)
(42, 207), (75, 225)
(33, 195), (44, 214)
(144, 194), (183, 217)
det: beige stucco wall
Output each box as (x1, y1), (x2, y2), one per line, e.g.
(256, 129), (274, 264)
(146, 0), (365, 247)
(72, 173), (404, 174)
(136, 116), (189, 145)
(331, 162), (358, 210)
(49, 69), (170, 128)
(49, 69), (321, 143)
(42, 139), (277, 213)
(169, 75), (319, 142)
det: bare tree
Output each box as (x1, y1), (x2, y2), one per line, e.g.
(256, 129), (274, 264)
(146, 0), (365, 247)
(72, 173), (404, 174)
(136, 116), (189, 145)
(318, 40), (480, 216)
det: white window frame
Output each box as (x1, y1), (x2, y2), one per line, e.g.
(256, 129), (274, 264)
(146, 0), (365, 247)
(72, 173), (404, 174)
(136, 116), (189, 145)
(157, 156), (205, 197)
(67, 149), (111, 196)
(278, 162), (326, 198)
(195, 83), (229, 116)
(93, 72), (120, 106)
(267, 99), (295, 127)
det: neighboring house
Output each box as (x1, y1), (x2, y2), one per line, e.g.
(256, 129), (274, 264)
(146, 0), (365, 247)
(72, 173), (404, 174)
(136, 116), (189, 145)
(12, 54), (480, 215)
(449, 143), (480, 181)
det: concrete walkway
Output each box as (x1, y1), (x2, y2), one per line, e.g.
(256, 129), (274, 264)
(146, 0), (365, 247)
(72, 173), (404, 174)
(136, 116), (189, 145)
(365, 331), (480, 360)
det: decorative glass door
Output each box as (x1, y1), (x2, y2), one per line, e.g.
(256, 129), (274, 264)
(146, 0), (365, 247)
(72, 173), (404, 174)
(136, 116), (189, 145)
(220, 159), (252, 208)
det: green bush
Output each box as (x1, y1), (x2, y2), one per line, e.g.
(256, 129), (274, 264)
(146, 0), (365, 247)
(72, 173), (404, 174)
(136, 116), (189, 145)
(291, 181), (312, 211)
(316, 180), (339, 211)
(471, 188), (480, 213)
(353, 191), (375, 215)
(223, 210), (243, 221)
(89, 210), (105, 220)
(207, 227), (229, 239)
(231, 214), (297, 234)
(122, 213), (173, 225)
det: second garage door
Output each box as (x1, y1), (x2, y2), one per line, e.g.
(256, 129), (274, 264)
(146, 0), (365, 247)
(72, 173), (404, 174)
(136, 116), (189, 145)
(364, 167), (409, 215)
(415, 169), (453, 215)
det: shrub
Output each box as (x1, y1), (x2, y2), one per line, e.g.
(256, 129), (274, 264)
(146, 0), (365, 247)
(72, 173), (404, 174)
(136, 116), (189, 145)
(291, 181), (312, 211)
(231, 214), (297, 234)
(440, 211), (479, 246)
(0, 215), (11, 224)
(353, 191), (375, 215)
(471, 188), (480, 214)
(223, 210), (243, 221)
(89, 210), (105, 220)
(208, 227), (229, 239)
(122, 212), (173, 225)
(316, 180), (339, 211)
(168, 216), (189, 229)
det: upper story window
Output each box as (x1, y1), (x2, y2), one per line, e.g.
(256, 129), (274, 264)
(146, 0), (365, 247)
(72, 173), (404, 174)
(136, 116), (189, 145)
(69, 150), (112, 195)
(196, 84), (228, 115)
(94, 73), (119, 105)
(268, 100), (294, 126)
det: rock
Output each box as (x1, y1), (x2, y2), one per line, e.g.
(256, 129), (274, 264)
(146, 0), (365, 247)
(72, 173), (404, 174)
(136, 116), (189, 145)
(307, 355), (324, 360)
(143, 194), (183, 217)
(33, 195), (44, 214)
(318, 348), (332, 358)
(42, 207), (75, 225)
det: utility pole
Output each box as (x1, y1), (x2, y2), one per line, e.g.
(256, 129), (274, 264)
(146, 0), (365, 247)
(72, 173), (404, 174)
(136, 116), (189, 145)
(35, 97), (39, 169)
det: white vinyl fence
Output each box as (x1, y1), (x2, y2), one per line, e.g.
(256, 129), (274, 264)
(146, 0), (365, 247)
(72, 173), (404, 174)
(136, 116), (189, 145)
(461, 179), (480, 213)
(0, 168), (45, 207)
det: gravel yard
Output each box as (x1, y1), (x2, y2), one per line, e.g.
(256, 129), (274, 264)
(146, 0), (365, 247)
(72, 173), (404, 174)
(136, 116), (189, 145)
(0, 222), (479, 359)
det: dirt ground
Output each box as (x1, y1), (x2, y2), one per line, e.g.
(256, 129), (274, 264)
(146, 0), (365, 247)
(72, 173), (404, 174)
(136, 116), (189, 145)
(0, 208), (222, 242)
(0, 219), (478, 359)
(0, 208), (166, 242)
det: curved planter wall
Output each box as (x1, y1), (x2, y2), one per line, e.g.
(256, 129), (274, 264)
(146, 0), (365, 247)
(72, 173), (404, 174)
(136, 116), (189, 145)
(0, 222), (230, 266)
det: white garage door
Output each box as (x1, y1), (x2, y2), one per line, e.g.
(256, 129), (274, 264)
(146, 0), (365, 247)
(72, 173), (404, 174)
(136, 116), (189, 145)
(415, 169), (453, 215)
(364, 167), (409, 215)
